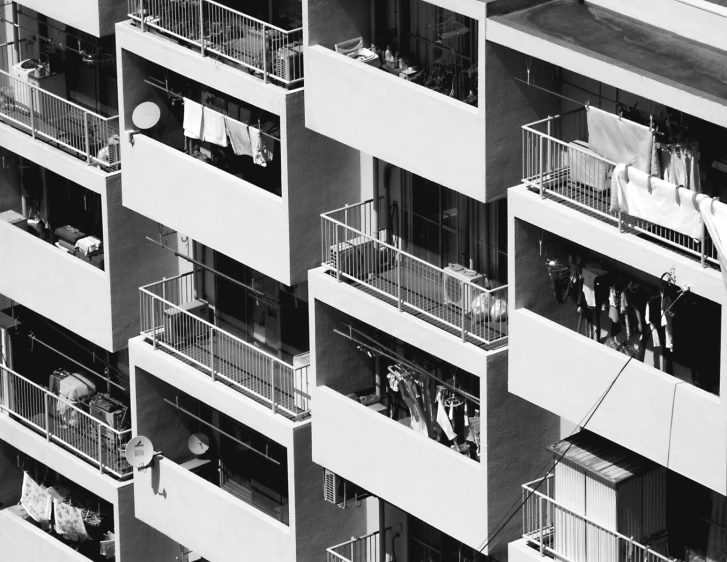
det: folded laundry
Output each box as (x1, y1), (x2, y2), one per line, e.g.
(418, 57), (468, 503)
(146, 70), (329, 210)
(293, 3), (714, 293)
(76, 236), (102, 256)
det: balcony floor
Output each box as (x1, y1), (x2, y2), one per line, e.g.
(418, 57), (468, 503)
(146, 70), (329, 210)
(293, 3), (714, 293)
(142, 335), (307, 421)
(326, 268), (508, 351)
(8, 410), (129, 476)
(529, 172), (720, 270)
(0, 103), (105, 164)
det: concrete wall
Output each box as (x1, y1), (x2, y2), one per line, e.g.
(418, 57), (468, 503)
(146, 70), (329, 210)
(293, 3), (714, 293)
(284, 91), (362, 284)
(292, 423), (370, 562)
(585, 0), (727, 53)
(305, 0), (370, 49)
(104, 173), (179, 351)
(0, 218), (114, 350)
(312, 385), (488, 550)
(134, 457), (295, 562)
(10, 0), (126, 37)
(484, 43), (559, 202)
(484, 351), (560, 557)
(115, 482), (180, 562)
(304, 45), (491, 202)
(0, 508), (90, 562)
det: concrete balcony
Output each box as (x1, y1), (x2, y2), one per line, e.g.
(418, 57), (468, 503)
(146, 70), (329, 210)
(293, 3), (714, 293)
(134, 457), (294, 562)
(486, 0), (727, 128)
(131, 356), (362, 562)
(311, 293), (559, 554)
(116, 22), (359, 286)
(126, 0), (303, 88)
(0, 365), (131, 480)
(14, 0), (127, 37)
(509, 309), (726, 494)
(0, 173), (175, 352)
(138, 273), (311, 422)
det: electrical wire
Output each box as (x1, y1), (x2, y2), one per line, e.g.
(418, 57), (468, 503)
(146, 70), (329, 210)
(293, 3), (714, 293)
(476, 287), (688, 555)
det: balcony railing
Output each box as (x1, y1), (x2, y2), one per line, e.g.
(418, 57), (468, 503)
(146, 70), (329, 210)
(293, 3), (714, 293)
(0, 70), (120, 171)
(321, 200), (508, 349)
(0, 366), (132, 480)
(522, 109), (718, 268)
(327, 530), (382, 562)
(139, 272), (311, 421)
(522, 476), (673, 562)
(127, 0), (304, 87)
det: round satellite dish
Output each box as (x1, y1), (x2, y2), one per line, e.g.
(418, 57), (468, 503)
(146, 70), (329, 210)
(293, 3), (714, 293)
(124, 435), (155, 469)
(188, 433), (210, 456)
(132, 101), (161, 130)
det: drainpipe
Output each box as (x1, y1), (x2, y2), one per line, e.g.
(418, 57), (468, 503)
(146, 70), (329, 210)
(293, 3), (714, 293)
(372, 158), (380, 237)
(379, 498), (386, 562)
(382, 164), (393, 245)
(10, 3), (19, 65)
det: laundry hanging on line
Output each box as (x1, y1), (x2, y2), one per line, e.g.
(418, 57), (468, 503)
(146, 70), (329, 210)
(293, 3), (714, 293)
(609, 164), (703, 239)
(20, 472), (52, 525)
(587, 106), (653, 173)
(182, 98), (203, 140)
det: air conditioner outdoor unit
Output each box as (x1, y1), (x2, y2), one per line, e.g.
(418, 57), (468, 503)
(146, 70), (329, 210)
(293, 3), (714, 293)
(323, 469), (370, 508)
(329, 236), (375, 280)
(443, 264), (484, 309)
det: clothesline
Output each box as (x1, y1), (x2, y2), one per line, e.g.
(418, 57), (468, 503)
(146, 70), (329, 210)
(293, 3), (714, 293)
(144, 78), (280, 143)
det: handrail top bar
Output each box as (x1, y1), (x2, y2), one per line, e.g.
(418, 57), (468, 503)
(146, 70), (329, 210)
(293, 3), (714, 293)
(140, 287), (297, 370)
(0, 366), (130, 436)
(187, 0), (303, 35)
(0, 68), (118, 121)
(321, 198), (377, 217)
(521, 125), (618, 167)
(522, 483), (671, 561)
(321, 213), (508, 294)
(524, 115), (562, 127)
(138, 271), (193, 290)
(327, 529), (384, 551)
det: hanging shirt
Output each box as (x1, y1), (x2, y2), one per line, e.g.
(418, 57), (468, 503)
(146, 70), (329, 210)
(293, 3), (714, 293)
(581, 266), (608, 308)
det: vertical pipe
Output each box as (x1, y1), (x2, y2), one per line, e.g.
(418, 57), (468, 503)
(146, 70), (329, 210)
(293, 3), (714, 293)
(539, 135), (544, 199)
(701, 223), (706, 268)
(140, 0), (146, 32)
(378, 498), (386, 562)
(84, 112), (91, 164)
(29, 91), (35, 140)
(98, 424), (104, 473)
(199, 0), (205, 56)
(209, 325), (215, 381)
(372, 158), (380, 237)
(539, 495), (544, 556)
(263, 29), (268, 83)
(10, 3), (19, 66)
(43, 393), (50, 441)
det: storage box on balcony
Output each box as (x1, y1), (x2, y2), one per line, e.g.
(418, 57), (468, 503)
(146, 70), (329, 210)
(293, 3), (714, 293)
(551, 432), (667, 558)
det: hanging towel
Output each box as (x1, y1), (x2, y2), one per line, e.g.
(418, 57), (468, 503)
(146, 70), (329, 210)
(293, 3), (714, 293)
(587, 106), (653, 173)
(699, 196), (727, 291)
(183, 98), (204, 139)
(53, 499), (88, 542)
(224, 116), (252, 156)
(249, 126), (274, 167)
(202, 107), (228, 147)
(21, 473), (52, 525)
(610, 164), (703, 239)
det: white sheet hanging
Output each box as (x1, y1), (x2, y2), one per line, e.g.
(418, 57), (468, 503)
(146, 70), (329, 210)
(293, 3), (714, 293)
(699, 196), (727, 291)
(182, 98), (203, 139)
(20, 472), (52, 525)
(609, 164), (702, 239)
(587, 106), (653, 173)
(202, 107), (228, 147)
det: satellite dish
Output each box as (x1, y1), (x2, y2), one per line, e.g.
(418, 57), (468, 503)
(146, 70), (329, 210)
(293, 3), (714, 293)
(188, 433), (210, 456)
(132, 101), (161, 130)
(124, 435), (155, 469)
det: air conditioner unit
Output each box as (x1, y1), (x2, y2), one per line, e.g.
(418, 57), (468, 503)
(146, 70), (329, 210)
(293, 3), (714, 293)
(323, 469), (370, 508)
(163, 299), (207, 346)
(329, 236), (375, 280)
(443, 264), (484, 309)
(568, 140), (613, 192)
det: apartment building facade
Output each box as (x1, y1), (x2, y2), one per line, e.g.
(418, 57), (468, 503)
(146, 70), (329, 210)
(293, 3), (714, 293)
(0, 0), (725, 562)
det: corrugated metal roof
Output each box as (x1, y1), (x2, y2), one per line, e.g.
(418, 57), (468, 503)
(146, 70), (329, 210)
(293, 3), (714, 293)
(548, 432), (657, 485)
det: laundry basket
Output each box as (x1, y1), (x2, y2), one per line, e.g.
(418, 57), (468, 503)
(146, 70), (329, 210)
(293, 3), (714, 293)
(334, 37), (379, 66)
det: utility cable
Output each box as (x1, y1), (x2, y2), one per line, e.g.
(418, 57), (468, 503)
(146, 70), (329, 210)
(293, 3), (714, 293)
(476, 288), (687, 555)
